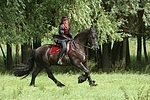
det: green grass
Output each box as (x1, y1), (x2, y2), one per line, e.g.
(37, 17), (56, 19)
(0, 73), (150, 100)
(0, 38), (150, 100)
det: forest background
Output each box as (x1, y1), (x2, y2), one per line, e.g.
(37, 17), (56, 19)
(0, 0), (150, 73)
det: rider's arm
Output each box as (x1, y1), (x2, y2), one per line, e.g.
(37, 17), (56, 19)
(68, 31), (73, 39)
(59, 25), (64, 35)
(59, 25), (70, 39)
(68, 26), (74, 39)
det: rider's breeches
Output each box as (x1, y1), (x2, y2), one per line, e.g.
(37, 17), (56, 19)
(60, 41), (67, 57)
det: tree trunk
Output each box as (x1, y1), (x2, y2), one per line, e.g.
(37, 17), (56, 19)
(21, 43), (32, 64)
(126, 38), (130, 66)
(33, 37), (41, 49)
(0, 45), (7, 67)
(137, 35), (142, 62)
(96, 46), (102, 69)
(15, 44), (20, 64)
(143, 35), (148, 61)
(142, 20), (147, 61)
(119, 38), (131, 70)
(88, 45), (102, 69)
(88, 49), (95, 60)
(121, 38), (127, 70)
(6, 43), (12, 70)
(137, 9), (144, 62)
(102, 43), (111, 72)
(111, 41), (122, 65)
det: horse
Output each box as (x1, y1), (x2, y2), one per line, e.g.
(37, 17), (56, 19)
(14, 28), (99, 87)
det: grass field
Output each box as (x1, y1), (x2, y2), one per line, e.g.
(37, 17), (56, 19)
(0, 73), (150, 100)
(0, 38), (150, 100)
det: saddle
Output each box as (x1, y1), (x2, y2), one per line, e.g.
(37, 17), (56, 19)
(53, 35), (68, 43)
(49, 41), (72, 55)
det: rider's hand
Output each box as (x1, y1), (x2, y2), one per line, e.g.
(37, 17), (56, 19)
(72, 36), (74, 40)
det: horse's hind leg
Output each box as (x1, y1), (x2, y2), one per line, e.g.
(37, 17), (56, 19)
(30, 66), (43, 86)
(44, 66), (65, 87)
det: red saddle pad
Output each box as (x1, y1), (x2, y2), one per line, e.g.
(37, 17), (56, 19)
(49, 45), (60, 54)
(49, 43), (72, 55)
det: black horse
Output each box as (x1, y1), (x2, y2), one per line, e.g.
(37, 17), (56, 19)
(14, 28), (99, 87)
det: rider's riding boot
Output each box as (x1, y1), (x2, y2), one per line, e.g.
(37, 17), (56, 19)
(57, 51), (64, 65)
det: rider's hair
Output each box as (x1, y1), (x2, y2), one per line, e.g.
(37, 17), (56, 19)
(61, 16), (68, 21)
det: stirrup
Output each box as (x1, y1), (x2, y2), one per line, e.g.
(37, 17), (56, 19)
(58, 59), (62, 65)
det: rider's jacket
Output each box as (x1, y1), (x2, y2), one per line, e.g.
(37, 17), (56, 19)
(53, 23), (73, 43)
(59, 23), (73, 39)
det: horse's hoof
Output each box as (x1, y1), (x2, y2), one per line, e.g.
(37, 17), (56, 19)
(57, 84), (65, 87)
(56, 82), (65, 87)
(90, 83), (98, 86)
(78, 75), (87, 83)
(29, 84), (35, 87)
(89, 80), (98, 86)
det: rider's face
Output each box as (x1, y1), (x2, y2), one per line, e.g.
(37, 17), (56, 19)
(63, 19), (68, 24)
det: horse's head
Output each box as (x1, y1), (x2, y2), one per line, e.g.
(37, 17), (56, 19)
(88, 28), (99, 50)
(74, 28), (99, 50)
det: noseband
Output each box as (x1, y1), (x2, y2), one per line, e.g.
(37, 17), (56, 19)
(87, 33), (98, 49)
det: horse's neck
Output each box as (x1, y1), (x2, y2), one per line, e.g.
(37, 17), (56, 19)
(74, 35), (88, 46)
(74, 36), (88, 54)
(72, 41), (86, 57)
(74, 29), (90, 52)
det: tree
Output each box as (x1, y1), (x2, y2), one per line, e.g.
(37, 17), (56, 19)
(0, 0), (25, 70)
(0, 0), (150, 72)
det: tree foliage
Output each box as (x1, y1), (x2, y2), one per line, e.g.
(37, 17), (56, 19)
(0, 0), (25, 44)
(0, 0), (150, 72)
(144, 2), (150, 35)
(0, 0), (150, 44)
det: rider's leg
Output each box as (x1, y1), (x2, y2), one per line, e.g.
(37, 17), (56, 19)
(58, 41), (67, 64)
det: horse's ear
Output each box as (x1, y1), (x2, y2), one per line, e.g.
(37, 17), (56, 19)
(90, 27), (96, 31)
(90, 27), (97, 34)
(90, 27), (92, 30)
(90, 27), (95, 32)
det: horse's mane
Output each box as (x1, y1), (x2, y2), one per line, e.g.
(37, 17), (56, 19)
(75, 28), (91, 39)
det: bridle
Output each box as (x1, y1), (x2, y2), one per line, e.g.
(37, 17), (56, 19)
(86, 30), (99, 50)
(88, 35), (99, 50)
(73, 30), (99, 50)
(73, 40), (95, 49)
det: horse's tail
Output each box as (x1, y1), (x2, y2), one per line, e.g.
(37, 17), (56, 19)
(14, 50), (35, 78)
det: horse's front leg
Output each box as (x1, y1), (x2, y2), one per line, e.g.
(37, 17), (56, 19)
(86, 72), (97, 86)
(77, 62), (97, 86)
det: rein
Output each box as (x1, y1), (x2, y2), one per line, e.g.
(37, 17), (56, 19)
(73, 41), (94, 49)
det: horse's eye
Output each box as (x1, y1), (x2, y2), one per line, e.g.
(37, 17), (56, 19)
(92, 35), (95, 39)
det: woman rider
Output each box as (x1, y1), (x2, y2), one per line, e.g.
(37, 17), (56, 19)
(57, 16), (73, 65)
